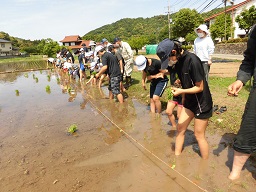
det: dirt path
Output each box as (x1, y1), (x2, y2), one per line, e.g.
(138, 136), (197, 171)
(210, 61), (241, 77)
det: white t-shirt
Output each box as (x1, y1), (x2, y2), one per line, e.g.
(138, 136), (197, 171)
(194, 36), (215, 62)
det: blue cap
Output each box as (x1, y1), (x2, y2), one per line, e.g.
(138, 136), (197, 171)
(101, 38), (108, 43)
(113, 37), (121, 44)
(156, 39), (174, 69)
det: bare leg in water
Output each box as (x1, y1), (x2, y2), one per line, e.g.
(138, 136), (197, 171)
(228, 150), (250, 180)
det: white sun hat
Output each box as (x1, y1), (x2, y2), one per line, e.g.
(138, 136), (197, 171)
(135, 55), (147, 71)
(195, 24), (210, 35)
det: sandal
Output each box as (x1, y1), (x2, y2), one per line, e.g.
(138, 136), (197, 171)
(216, 106), (227, 114)
(213, 105), (218, 112)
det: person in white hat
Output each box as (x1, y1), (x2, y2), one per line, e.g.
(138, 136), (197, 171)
(194, 24), (215, 83)
(135, 55), (168, 114)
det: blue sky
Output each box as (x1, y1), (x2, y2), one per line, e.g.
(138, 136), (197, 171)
(0, 0), (244, 42)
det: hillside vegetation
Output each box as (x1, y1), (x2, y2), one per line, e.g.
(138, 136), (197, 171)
(82, 7), (226, 43)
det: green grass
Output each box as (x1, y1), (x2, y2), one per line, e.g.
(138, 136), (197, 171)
(126, 71), (250, 134)
(0, 55), (45, 64)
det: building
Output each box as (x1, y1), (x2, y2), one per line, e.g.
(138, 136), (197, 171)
(59, 35), (96, 53)
(0, 39), (12, 56)
(205, 0), (256, 38)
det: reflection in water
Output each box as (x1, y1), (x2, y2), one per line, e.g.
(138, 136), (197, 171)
(0, 60), (47, 73)
(1, 68), (256, 192)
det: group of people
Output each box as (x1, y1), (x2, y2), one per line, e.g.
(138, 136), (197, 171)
(49, 23), (256, 181)
(134, 24), (256, 181)
(86, 37), (134, 104)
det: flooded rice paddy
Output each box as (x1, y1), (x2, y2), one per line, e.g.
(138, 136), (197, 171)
(0, 62), (255, 192)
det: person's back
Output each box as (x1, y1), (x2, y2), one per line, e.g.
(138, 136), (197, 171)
(101, 51), (121, 78)
(66, 51), (75, 63)
(82, 43), (88, 52)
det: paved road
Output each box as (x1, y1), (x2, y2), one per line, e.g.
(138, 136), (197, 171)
(212, 53), (244, 61)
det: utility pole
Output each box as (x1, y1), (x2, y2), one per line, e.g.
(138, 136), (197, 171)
(168, 0), (171, 39)
(224, 0), (227, 40)
(230, 0), (234, 38)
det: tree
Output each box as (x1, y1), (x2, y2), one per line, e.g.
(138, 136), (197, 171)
(235, 5), (256, 35)
(185, 32), (197, 44)
(0, 32), (11, 41)
(171, 8), (204, 38)
(210, 13), (232, 40)
(128, 36), (149, 55)
(42, 39), (61, 57)
(158, 25), (169, 41)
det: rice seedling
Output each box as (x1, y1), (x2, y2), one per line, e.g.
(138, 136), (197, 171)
(15, 90), (20, 96)
(45, 85), (51, 93)
(67, 124), (78, 134)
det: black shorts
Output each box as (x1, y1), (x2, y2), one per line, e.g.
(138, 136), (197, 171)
(194, 108), (213, 119)
(233, 88), (256, 154)
(150, 78), (168, 98)
(173, 95), (182, 105)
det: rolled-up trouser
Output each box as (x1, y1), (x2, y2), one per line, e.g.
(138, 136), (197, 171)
(233, 87), (256, 154)
(202, 61), (210, 83)
(124, 59), (134, 77)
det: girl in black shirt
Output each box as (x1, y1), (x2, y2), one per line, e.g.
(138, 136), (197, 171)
(157, 39), (213, 159)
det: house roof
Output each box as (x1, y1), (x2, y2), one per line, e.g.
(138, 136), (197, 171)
(59, 35), (97, 50)
(81, 40), (91, 48)
(204, 0), (252, 21)
(0, 39), (11, 43)
(59, 35), (82, 43)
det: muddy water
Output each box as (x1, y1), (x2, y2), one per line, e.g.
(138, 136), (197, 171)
(0, 69), (255, 192)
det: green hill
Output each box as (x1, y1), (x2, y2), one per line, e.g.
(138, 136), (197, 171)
(82, 7), (226, 43)
(82, 15), (169, 43)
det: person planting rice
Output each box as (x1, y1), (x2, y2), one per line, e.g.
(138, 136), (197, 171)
(86, 62), (103, 85)
(94, 45), (124, 104)
(157, 39), (213, 159)
(135, 55), (168, 114)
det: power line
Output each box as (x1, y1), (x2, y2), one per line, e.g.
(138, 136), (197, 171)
(182, 0), (204, 11)
(196, 0), (209, 11)
(199, 0), (219, 13)
(180, 0), (193, 8)
(215, 2), (224, 9)
(172, 0), (184, 6)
